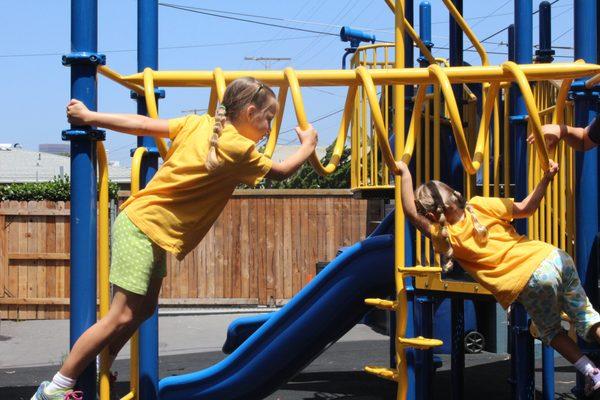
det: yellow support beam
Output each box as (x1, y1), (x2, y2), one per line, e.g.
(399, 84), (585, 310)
(120, 63), (600, 87)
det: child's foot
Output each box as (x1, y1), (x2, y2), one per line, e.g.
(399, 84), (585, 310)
(30, 381), (83, 400)
(585, 368), (600, 396)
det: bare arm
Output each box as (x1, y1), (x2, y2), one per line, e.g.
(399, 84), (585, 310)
(67, 99), (170, 138)
(267, 125), (318, 181)
(528, 124), (597, 152)
(396, 161), (432, 238)
(512, 160), (559, 219)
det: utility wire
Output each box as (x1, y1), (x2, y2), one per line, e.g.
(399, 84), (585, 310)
(465, 0), (561, 51)
(0, 35), (320, 59)
(159, 3), (389, 33)
(159, 2), (341, 38)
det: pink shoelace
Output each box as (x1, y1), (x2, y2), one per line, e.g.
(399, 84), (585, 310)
(64, 391), (83, 400)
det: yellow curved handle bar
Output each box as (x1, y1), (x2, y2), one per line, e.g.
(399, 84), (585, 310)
(502, 61), (550, 171)
(142, 68), (169, 160)
(283, 67), (356, 176)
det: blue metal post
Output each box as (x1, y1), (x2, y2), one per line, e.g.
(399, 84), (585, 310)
(414, 296), (434, 400)
(448, 3), (465, 399)
(511, 2), (535, 399)
(447, 0), (464, 189)
(534, 4), (556, 400)
(418, 1), (433, 69)
(137, 0), (161, 398)
(62, 0), (105, 396)
(572, 0), (599, 397)
(534, 2), (554, 63)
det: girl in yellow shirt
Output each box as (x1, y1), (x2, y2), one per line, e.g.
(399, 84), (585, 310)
(33, 77), (318, 399)
(396, 160), (600, 396)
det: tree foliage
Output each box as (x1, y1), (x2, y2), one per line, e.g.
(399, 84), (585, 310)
(255, 143), (351, 189)
(0, 176), (120, 201)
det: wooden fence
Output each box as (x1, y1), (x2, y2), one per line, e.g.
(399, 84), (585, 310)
(0, 191), (377, 320)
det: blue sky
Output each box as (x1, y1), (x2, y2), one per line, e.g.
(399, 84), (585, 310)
(0, 0), (576, 166)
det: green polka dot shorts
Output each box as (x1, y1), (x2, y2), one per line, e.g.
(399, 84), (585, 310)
(109, 210), (167, 295)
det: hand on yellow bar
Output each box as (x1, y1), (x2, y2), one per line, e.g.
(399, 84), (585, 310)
(543, 159), (559, 180)
(295, 123), (318, 148)
(527, 124), (564, 153)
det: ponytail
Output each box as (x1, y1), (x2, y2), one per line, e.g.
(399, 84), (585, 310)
(206, 105), (226, 171)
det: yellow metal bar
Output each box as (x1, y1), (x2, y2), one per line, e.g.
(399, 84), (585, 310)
(264, 85), (288, 158)
(503, 87), (510, 197)
(502, 61), (549, 171)
(441, 0), (489, 66)
(393, 2), (407, 399)
(284, 67), (357, 176)
(125, 146), (147, 400)
(401, 84), (428, 164)
(97, 142), (110, 400)
(142, 68), (169, 160)
(493, 99), (500, 196)
(98, 65), (145, 95)
(122, 63), (600, 87)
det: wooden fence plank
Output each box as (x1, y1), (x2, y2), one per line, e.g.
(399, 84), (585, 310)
(1, 195), (369, 319)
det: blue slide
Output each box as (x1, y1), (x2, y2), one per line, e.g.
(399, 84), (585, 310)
(159, 213), (396, 399)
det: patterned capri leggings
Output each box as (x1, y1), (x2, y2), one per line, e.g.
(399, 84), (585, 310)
(517, 249), (600, 345)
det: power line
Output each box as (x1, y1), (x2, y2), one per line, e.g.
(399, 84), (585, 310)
(159, 2), (341, 38)
(465, 0), (561, 52)
(0, 35), (320, 59)
(159, 3), (389, 33)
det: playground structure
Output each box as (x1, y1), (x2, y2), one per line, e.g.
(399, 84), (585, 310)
(63, 0), (600, 399)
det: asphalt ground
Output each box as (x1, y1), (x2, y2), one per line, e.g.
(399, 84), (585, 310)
(0, 313), (591, 400)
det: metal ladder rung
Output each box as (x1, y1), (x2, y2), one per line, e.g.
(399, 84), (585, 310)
(397, 266), (443, 276)
(398, 336), (444, 350)
(364, 366), (400, 382)
(364, 298), (397, 310)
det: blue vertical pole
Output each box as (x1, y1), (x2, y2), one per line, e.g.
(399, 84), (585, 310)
(448, 3), (465, 400)
(447, 0), (464, 189)
(63, 0), (105, 396)
(418, 1), (433, 69)
(416, 5), (434, 400)
(572, 0), (599, 397)
(404, 3), (417, 397)
(137, 0), (161, 399)
(511, 1), (535, 399)
(534, 4), (555, 400)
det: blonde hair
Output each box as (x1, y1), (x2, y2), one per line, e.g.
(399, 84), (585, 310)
(206, 77), (276, 171)
(414, 180), (488, 272)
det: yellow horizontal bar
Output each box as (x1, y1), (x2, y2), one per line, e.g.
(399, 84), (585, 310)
(98, 65), (145, 94)
(415, 275), (492, 295)
(120, 63), (600, 87)
(364, 366), (400, 382)
(398, 336), (444, 349)
(365, 298), (397, 310)
(397, 266), (443, 276)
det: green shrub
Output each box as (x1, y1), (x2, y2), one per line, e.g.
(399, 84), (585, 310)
(0, 177), (119, 201)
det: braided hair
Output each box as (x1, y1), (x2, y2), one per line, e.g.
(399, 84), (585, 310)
(205, 77), (276, 171)
(414, 180), (488, 272)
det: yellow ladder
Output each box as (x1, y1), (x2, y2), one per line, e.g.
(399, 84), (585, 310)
(364, 266), (443, 396)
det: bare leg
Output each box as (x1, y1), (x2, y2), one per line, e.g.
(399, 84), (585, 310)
(550, 332), (584, 364)
(59, 287), (146, 379)
(105, 277), (163, 367)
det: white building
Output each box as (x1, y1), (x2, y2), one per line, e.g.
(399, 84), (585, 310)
(0, 146), (131, 186)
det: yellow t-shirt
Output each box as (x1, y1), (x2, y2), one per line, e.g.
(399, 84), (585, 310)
(121, 114), (273, 260)
(430, 196), (554, 308)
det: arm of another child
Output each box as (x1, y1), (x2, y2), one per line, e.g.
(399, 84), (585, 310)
(396, 161), (432, 238)
(67, 99), (170, 138)
(527, 122), (599, 152)
(266, 124), (318, 181)
(512, 159), (559, 219)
